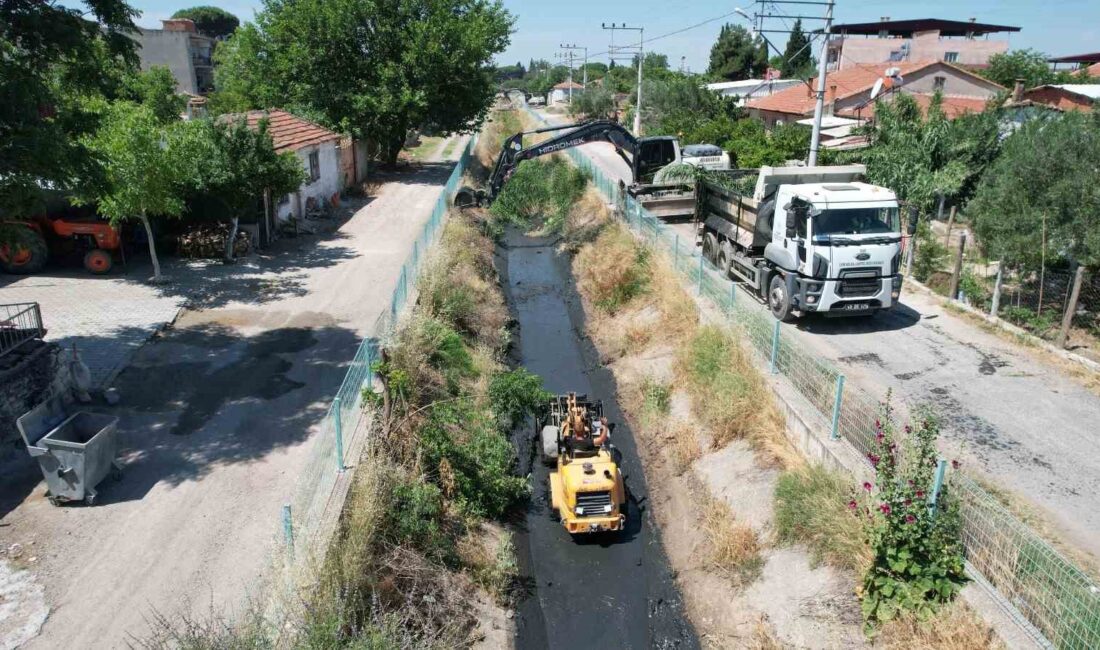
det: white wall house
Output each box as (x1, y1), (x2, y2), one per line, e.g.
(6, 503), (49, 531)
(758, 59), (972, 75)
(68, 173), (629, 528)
(549, 81), (585, 106)
(706, 79), (802, 106)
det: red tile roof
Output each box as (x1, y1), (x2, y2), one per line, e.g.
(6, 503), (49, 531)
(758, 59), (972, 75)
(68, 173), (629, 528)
(746, 61), (936, 116)
(225, 110), (341, 154)
(1087, 62), (1100, 78)
(839, 93), (990, 120)
(553, 81), (585, 90)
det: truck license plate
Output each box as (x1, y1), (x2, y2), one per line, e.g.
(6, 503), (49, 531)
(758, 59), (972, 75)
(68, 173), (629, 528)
(842, 302), (870, 311)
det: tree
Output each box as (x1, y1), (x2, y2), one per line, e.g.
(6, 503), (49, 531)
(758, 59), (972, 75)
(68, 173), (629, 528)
(780, 19), (813, 78)
(568, 86), (614, 120)
(76, 103), (195, 282)
(171, 6), (240, 39)
(213, 0), (513, 166)
(970, 111), (1100, 272)
(641, 74), (741, 142)
(859, 93), (1001, 213)
(122, 67), (186, 123)
(708, 23), (767, 81)
(1, 0), (138, 218)
(198, 118), (306, 260)
(980, 49), (1056, 89)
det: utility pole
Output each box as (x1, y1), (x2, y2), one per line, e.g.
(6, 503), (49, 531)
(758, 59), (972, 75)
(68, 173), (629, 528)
(738, 1), (835, 166)
(603, 22), (644, 135)
(554, 50), (577, 103)
(561, 44), (588, 88)
(807, 0), (834, 166)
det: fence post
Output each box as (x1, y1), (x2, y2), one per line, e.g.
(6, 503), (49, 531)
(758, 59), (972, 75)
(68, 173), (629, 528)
(697, 254), (704, 295)
(674, 234), (680, 270)
(1055, 265), (1086, 349)
(906, 229), (916, 277)
(989, 263), (1004, 318)
(730, 280), (737, 307)
(928, 459), (948, 517)
(942, 205), (957, 248)
(830, 375), (845, 440)
(949, 232), (967, 300)
(333, 397), (346, 472)
(770, 319), (781, 374)
(282, 503), (294, 557)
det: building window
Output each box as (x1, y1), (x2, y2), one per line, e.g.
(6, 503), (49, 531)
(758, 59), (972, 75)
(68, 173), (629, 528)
(944, 52), (959, 63)
(308, 151), (320, 183)
(933, 76), (946, 91)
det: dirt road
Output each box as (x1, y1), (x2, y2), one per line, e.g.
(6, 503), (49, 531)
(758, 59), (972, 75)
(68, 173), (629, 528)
(0, 142), (467, 648)
(531, 108), (1100, 560)
(500, 227), (697, 649)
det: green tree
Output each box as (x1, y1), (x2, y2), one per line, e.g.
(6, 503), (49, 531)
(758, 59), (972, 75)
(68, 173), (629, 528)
(122, 67), (186, 123)
(569, 86), (614, 120)
(171, 6), (240, 39)
(214, 0), (513, 166)
(859, 93), (1001, 213)
(708, 23), (768, 81)
(77, 103), (195, 282)
(980, 48), (1055, 89)
(1, 0), (138, 217)
(970, 111), (1100, 271)
(780, 19), (813, 78)
(198, 118), (307, 260)
(641, 74), (741, 142)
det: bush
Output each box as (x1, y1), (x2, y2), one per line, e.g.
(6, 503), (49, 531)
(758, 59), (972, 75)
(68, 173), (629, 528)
(387, 478), (454, 563)
(958, 270), (990, 307)
(856, 398), (967, 634)
(489, 158), (589, 233)
(488, 368), (550, 429)
(1001, 305), (1058, 336)
(574, 226), (651, 313)
(912, 219), (948, 283)
(775, 465), (870, 573)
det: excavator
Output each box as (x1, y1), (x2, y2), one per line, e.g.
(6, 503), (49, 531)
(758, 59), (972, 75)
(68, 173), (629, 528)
(455, 119), (697, 219)
(539, 392), (627, 536)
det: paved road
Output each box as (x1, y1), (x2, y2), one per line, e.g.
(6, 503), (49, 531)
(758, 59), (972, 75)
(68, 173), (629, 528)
(501, 228), (696, 650)
(0, 141), (468, 648)
(531, 109), (1100, 560)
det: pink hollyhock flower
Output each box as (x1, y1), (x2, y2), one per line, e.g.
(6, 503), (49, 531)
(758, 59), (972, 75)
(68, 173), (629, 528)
(863, 482), (873, 492)
(848, 500), (858, 510)
(879, 503), (891, 515)
(905, 514), (916, 524)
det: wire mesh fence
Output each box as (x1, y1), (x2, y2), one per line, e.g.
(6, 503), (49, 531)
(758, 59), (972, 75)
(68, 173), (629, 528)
(282, 134), (478, 566)
(521, 105), (1100, 649)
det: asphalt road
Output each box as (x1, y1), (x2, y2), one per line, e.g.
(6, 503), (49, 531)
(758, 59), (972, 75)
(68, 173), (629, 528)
(531, 109), (1100, 560)
(500, 227), (697, 650)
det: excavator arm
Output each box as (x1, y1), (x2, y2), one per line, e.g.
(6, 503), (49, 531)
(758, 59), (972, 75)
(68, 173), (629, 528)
(471, 120), (640, 206)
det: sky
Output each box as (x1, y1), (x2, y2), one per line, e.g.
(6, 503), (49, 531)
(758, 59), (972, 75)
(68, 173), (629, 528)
(127, 0), (1100, 73)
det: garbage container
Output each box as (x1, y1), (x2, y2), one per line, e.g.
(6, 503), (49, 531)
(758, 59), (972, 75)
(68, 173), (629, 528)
(16, 395), (122, 505)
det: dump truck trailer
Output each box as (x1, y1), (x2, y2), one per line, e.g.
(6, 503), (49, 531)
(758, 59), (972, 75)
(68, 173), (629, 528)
(694, 164), (911, 320)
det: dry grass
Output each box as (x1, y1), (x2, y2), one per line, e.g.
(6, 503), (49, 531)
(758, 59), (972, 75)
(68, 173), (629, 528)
(747, 615), (784, 650)
(773, 465), (871, 574)
(878, 601), (1005, 649)
(562, 187), (614, 248)
(669, 421), (703, 474)
(457, 523), (519, 607)
(702, 495), (763, 582)
(573, 224), (651, 314)
(677, 325), (797, 469)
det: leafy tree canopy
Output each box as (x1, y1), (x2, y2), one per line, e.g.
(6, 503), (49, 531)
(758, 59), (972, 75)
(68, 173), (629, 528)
(1, 0), (138, 217)
(213, 0), (513, 166)
(122, 66), (186, 124)
(970, 112), (1100, 270)
(171, 6), (240, 39)
(858, 93), (1001, 213)
(708, 23), (768, 81)
(568, 86), (615, 120)
(980, 48), (1082, 89)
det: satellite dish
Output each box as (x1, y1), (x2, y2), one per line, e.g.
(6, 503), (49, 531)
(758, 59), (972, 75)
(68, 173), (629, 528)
(870, 67), (905, 99)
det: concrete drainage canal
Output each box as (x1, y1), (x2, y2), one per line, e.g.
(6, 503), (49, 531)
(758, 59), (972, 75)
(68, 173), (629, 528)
(499, 226), (698, 649)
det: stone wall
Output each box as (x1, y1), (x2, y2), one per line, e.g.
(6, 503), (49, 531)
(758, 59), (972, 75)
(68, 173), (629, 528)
(0, 342), (73, 444)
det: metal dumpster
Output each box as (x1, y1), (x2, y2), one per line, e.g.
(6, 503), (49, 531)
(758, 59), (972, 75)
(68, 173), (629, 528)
(16, 395), (122, 505)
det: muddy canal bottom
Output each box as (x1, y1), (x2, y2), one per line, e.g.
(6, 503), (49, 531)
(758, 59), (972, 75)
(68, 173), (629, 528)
(500, 227), (696, 650)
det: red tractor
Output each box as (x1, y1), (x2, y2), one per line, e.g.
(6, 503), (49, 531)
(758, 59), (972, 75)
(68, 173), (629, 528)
(0, 212), (121, 275)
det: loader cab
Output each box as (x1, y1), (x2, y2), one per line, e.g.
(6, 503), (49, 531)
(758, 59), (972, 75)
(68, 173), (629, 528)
(633, 136), (680, 184)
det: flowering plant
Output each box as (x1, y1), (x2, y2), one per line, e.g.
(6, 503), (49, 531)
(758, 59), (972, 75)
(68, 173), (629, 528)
(857, 395), (966, 633)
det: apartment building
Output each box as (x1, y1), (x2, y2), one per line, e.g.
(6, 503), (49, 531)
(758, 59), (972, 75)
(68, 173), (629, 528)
(824, 18), (1019, 72)
(131, 19), (215, 95)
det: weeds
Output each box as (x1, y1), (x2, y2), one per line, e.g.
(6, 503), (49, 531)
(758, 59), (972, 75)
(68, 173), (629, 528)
(878, 601), (1004, 649)
(488, 158), (589, 234)
(702, 495), (763, 582)
(774, 465), (870, 573)
(574, 225), (651, 313)
(488, 368), (551, 429)
(669, 421), (702, 474)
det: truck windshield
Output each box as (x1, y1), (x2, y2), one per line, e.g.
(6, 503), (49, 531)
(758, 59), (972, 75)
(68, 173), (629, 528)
(813, 207), (900, 236)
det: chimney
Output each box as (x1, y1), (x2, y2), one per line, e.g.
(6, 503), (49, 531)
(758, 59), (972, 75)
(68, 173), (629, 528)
(807, 78), (814, 98)
(1012, 78), (1025, 102)
(162, 18), (196, 32)
(829, 84), (837, 102)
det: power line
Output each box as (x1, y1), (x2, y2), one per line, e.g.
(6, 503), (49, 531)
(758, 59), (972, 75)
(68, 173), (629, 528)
(585, 10), (742, 61)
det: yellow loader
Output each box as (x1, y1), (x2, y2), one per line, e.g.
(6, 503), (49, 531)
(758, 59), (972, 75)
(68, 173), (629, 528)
(539, 393), (626, 535)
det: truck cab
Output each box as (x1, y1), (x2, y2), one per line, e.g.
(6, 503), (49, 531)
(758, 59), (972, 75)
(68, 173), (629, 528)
(768, 180), (903, 318)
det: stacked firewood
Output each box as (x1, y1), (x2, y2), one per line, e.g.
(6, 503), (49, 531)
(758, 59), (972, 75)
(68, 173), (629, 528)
(177, 223), (251, 259)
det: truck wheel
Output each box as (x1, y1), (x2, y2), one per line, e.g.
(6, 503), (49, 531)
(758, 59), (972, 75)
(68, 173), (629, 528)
(702, 233), (718, 265)
(0, 229), (48, 274)
(83, 249), (113, 274)
(768, 273), (794, 322)
(718, 241), (734, 279)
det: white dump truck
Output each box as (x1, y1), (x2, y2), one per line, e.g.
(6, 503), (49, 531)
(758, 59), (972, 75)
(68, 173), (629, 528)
(694, 164), (913, 320)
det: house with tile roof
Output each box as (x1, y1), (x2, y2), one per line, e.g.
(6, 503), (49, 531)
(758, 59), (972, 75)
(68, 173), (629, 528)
(549, 80), (585, 106)
(745, 60), (1003, 128)
(227, 110), (346, 225)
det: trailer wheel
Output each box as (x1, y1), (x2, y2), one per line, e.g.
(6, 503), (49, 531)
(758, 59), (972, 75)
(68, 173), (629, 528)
(768, 273), (794, 322)
(702, 233), (718, 265)
(0, 229), (48, 274)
